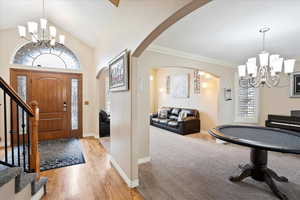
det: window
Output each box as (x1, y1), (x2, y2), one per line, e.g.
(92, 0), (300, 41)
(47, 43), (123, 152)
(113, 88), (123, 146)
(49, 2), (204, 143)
(71, 79), (79, 130)
(235, 76), (259, 123)
(13, 42), (80, 69)
(17, 76), (28, 132)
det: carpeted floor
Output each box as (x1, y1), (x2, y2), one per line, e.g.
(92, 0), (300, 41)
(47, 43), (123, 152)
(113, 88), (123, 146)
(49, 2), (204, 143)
(138, 127), (300, 200)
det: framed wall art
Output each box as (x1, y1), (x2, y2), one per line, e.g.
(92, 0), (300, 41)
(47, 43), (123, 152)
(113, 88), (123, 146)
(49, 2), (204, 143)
(290, 72), (300, 98)
(170, 74), (189, 98)
(109, 50), (129, 92)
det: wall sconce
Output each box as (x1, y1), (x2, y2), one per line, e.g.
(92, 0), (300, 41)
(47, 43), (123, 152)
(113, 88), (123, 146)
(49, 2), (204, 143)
(149, 75), (154, 81)
(224, 88), (232, 101)
(204, 73), (211, 79)
(202, 82), (208, 88)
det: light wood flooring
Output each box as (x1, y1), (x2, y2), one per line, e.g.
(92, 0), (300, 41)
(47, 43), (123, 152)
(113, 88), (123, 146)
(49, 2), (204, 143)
(41, 138), (143, 200)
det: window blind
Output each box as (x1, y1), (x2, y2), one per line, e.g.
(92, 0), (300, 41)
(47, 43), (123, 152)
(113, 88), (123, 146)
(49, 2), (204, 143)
(237, 79), (258, 122)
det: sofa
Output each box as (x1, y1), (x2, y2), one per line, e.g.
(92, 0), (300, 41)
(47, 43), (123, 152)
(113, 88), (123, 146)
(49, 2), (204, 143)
(99, 110), (110, 137)
(150, 107), (200, 135)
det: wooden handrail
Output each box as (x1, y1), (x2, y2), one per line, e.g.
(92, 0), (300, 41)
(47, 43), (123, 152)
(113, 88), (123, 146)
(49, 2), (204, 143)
(0, 77), (34, 116)
(30, 101), (40, 179)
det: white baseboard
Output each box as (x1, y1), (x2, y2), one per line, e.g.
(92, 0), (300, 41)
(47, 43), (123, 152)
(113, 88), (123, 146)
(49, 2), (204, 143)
(138, 156), (151, 165)
(83, 132), (96, 138)
(108, 154), (139, 188)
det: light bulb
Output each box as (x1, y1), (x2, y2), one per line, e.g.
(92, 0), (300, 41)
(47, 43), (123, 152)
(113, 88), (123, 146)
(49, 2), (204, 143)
(259, 52), (269, 67)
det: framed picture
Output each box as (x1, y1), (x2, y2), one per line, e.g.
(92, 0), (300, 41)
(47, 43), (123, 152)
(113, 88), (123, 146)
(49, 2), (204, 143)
(109, 50), (129, 92)
(290, 72), (300, 98)
(170, 74), (189, 98)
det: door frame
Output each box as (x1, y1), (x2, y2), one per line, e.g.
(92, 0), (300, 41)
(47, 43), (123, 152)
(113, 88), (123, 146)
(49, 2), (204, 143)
(10, 68), (83, 139)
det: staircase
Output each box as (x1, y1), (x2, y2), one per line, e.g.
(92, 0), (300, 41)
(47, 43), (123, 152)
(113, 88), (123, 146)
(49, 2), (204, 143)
(0, 77), (47, 200)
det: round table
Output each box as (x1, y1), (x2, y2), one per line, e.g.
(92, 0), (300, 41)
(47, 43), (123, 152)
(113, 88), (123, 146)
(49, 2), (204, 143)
(208, 125), (300, 200)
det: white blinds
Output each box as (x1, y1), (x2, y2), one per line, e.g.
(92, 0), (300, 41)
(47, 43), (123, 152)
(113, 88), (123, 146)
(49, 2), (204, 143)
(237, 79), (258, 122)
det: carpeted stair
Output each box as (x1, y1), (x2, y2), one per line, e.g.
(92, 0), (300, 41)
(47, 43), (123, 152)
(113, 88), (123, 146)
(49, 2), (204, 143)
(0, 165), (47, 200)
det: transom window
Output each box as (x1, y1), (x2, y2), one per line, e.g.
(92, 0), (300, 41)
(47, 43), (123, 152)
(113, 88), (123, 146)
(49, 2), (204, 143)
(13, 42), (80, 69)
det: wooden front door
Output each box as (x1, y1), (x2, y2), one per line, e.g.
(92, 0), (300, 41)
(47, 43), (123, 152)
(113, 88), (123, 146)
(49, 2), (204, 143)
(10, 69), (83, 141)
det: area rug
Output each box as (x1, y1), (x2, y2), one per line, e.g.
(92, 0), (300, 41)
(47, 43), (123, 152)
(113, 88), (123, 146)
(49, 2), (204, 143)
(2, 138), (85, 171)
(39, 138), (85, 171)
(138, 127), (300, 200)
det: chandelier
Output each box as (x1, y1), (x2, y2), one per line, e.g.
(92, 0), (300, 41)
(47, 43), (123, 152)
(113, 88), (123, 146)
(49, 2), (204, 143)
(17, 0), (65, 47)
(238, 27), (295, 88)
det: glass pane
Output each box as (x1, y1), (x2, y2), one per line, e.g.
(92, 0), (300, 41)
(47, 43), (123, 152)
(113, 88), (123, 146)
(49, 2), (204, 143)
(12, 42), (80, 70)
(17, 76), (27, 133)
(71, 79), (79, 130)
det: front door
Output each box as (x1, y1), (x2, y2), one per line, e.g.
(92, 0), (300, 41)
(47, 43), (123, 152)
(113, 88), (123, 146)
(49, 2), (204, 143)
(10, 69), (83, 140)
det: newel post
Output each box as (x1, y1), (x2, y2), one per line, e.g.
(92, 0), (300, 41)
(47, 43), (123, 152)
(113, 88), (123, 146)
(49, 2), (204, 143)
(30, 101), (40, 179)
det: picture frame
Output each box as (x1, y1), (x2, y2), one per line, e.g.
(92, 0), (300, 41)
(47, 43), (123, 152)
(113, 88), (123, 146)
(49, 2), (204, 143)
(290, 72), (300, 98)
(170, 74), (190, 98)
(109, 50), (129, 92)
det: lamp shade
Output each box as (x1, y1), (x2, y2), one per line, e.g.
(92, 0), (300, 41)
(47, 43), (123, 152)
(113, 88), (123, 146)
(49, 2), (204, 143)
(27, 22), (38, 33)
(18, 26), (26, 37)
(274, 58), (283, 73)
(49, 26), (57, 37)
(59, 35), (65, 44)
(50, 39), (56, 46)
(31, 35), (38, 43)
(238, 65), (246, 77)
(284, 59), (296, 74)
(40, 18), (48, 29)
(247, 57), (257, 76)
(259, 52), (269, 67)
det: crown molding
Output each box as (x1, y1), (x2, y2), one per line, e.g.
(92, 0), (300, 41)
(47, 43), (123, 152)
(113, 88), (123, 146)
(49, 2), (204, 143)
(147, 44), (237, 68)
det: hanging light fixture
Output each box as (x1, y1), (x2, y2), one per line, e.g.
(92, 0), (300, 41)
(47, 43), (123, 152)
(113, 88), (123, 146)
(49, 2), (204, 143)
(238, 27), (295, 88)
(17, 0), (65, 47)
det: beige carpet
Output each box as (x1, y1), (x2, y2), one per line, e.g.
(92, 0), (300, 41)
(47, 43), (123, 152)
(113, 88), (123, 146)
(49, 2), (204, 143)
(138, 127), (300, 200)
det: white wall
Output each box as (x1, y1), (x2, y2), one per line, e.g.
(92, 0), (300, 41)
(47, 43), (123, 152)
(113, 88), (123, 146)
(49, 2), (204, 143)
(153, 67), (220, 131)
(259, 67), (300, 125)
(0, 24), (97, 146)
(134, 50), (235, 165)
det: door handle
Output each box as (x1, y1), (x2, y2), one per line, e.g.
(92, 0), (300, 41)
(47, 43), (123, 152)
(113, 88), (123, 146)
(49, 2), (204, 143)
(63, 102), (67, 112)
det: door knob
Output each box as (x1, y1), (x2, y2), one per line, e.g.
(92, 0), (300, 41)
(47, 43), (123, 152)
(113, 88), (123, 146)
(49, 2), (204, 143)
(63, 102), (67, 111)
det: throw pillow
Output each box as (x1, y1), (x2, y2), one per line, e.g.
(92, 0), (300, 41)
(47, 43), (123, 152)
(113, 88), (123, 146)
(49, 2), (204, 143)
(178, 111), (188, 121)
(158, 109), (168, 119)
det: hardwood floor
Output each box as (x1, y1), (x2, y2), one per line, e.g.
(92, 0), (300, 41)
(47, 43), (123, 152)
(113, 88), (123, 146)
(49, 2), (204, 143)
(41, 138), (143, 200)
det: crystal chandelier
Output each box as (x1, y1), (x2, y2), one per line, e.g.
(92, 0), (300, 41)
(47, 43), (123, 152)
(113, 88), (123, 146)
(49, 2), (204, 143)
(17, 0), (65, 47)
(238, 27), (295, 88)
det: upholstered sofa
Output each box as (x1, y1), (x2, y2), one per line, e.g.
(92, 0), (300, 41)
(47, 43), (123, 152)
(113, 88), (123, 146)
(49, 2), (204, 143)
(150, 107), (200, 135)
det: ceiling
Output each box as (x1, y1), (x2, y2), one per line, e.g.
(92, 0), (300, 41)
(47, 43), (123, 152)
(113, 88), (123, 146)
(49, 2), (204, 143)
(153, 0), (300, 65)
(0, 0), (189, 48)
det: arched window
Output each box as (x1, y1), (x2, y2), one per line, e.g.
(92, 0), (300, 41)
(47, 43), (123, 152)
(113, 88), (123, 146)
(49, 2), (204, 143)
(12, 42), (80, 69)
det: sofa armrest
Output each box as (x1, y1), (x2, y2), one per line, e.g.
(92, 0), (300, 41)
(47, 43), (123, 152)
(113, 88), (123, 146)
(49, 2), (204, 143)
(150, 113), (158, 118)
(178, 118), (200, 133)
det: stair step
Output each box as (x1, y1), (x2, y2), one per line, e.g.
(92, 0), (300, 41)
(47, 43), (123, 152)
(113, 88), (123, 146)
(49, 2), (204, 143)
(31, 176), (48, 195)
(0, 167), (22, 188)
(15, 172), (36, 193)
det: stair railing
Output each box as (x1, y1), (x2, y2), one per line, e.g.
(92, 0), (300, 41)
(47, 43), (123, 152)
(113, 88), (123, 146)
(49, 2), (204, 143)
(0, 77), (40, 179)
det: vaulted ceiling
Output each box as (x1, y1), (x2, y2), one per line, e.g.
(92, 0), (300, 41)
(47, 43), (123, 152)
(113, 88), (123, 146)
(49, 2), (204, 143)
(0, 0), (189, 49)
(154, 0), (300, 65)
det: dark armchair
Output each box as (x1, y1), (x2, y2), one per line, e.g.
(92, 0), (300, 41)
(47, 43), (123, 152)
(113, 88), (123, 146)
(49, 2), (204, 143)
(99, 110), (110, 137)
